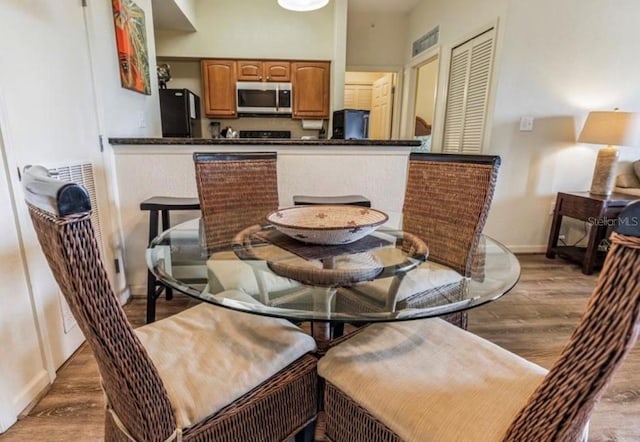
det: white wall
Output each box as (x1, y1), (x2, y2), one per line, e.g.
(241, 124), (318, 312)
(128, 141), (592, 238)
(175, 0), (197, 28)
(486, 0), (640, 250)
(407, 0), (640, 251)
(155, 0), (335, 59)
(346, 10), (409, 68)
(88, 0), (162, 138)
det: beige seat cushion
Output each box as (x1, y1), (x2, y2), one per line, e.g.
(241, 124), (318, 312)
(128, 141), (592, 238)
(351, 257), (463, 305)
(135, 297), (317, 429)
(206, 251), (302, 298)
(318, 319), (547, 442)
(615, 186), (640, 196)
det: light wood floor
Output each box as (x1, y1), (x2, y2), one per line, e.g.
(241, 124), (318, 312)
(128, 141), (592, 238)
(1, 254), (638, 441)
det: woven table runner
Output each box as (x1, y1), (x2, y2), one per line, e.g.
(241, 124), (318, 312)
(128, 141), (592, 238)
(255, 229), (394, 261)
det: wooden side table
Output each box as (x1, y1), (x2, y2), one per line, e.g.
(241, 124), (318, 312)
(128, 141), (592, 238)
(546, 191), (635, 274)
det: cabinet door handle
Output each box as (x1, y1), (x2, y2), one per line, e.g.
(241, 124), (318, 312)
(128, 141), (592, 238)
(267, 76), (271, 80)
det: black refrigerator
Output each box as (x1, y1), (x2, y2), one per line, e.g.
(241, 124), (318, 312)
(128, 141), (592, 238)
(332, 109), (370, 139)
(159, 89), (202, 137)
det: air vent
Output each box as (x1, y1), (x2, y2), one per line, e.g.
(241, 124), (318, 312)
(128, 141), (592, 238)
(412, 26), (439, 57)
(49, 161), (103, 334)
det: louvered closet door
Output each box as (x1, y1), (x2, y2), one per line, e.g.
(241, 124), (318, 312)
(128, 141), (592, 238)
(443, 28), (495, 153)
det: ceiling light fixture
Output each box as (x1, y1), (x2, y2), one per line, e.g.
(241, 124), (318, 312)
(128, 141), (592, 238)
(277, 0), (329, 12)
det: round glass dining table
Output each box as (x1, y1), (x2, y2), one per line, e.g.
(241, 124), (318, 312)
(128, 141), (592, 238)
(147, 218), (520, 343)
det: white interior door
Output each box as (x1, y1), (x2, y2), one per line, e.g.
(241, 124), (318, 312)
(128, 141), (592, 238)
(0, 1), (115, 375)
(0, 112), (49, 432)
(369, 74), (394, 139)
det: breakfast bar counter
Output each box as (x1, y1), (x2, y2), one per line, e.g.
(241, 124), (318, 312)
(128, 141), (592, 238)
(109, 137), (420, 147)
(109, 137), (419, 296)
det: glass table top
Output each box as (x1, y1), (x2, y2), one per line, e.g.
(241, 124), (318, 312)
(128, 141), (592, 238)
(147, 218), (520, 323)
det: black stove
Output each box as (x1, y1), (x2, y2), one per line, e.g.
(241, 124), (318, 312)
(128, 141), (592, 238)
(239, 130), (291, 139)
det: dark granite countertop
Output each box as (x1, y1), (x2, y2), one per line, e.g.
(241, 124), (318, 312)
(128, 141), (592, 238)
(108, 137), (420, 146)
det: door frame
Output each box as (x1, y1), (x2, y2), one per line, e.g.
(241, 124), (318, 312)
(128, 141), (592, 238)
(345, 65), (404, 139)
(400, 46), (441, 142)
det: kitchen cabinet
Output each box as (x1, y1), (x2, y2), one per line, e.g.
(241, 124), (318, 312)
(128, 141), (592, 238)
(237, 60), (291, 82)
(291, 61), (330, 119)
(201, 59), (237, 118)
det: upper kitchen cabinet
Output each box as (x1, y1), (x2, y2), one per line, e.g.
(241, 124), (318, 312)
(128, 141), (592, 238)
(264, 61), (291, 82)
(201, 59), (237, 118)
(291, 61), (330, 119)
(237, 60), (291, 82)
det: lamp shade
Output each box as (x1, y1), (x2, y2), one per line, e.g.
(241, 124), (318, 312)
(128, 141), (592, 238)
(277, 0), (329, 11)
(578, 111), (640, 147)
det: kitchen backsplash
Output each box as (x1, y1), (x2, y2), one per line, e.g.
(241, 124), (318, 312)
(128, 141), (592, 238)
(200, 117), (322, 139)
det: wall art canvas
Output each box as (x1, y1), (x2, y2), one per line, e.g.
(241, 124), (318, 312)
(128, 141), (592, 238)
(112, 0), (151, 95)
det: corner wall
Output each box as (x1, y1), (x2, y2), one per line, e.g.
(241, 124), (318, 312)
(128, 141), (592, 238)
(487, 0), (640, 250)
(408, 0), (640, 251)
(346, 10), (409, 68)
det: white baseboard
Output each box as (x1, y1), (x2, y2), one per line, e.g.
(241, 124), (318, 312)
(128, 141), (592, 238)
(116, 286), (131, 306)
(507, 245), (547, 254)
(129, 284), (146, 298)
(0, 414), (16, 434)
(0, 369), (51, 432)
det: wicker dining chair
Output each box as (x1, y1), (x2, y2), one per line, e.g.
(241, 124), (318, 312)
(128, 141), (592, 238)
(318, 200), (640, 442)
(337, 153), (500, 329)
(22, 165), (318, 442)
(194, 152), (279, 251)
(193, 151), (308, 305)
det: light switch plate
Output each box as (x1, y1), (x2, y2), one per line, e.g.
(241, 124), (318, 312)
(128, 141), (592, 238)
(138, 110), (147, 128)
(520, 116), (534, 131)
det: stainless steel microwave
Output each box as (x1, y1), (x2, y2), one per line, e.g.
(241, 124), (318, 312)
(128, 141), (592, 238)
(236, 82), (292, 115)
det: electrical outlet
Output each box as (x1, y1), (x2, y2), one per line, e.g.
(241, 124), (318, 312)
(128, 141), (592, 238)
(558, 234), (566, 241)
(519, 116), (534, 132)
(138, 110), (146, 128)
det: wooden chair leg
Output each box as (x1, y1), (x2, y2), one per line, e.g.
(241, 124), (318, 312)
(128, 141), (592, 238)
(294, 421), (315, 442)
(146, 209), (160, 323)
(146, 271), (158, 324)
(332, 323), (345, 338)
(160, 209), (173, 301)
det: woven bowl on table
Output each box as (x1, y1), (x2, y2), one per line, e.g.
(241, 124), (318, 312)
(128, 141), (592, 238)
(266, 205), (388, 245)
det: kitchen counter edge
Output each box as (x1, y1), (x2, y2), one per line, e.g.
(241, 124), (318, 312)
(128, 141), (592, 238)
(108, 137), (421, 147)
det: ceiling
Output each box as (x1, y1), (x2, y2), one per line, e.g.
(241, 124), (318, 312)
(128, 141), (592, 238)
(152, 0), (422, 31)
(348, 0), (421, 13)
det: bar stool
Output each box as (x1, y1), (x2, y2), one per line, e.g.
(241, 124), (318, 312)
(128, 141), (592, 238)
(140, 196), (200, 323)
(292, 194), (371, 207)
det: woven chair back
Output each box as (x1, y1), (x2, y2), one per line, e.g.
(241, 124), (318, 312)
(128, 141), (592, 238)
(504, 201), (640, 441)
(194, 152), (279, 251)
(23, 167), (176, 441)
(403, 153), (500, 276)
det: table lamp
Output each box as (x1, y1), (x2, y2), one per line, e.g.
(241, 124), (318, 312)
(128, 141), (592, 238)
(578, 110), (640, 196)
